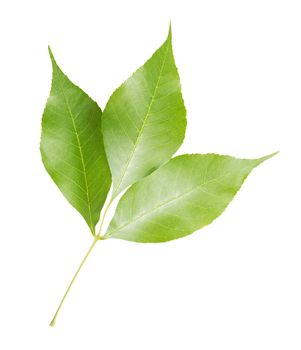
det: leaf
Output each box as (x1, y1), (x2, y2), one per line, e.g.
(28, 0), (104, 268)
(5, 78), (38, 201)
(102, 26), (186, 198)
(40, 47), (111, 235)
(105, 153), (276, 243)
(43, 27), (277, 326)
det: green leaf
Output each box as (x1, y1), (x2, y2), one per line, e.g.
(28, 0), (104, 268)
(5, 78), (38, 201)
(43, 27), (277, 327)
(105, 153), (276, 243)
(40, 47), (111, 235)
(102, 26), (186, 198)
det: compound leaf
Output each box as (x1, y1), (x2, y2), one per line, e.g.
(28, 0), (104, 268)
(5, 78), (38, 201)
(102, 26), (186, 198)
(40, 48), (111, 235)
(105, 153), (276, 242)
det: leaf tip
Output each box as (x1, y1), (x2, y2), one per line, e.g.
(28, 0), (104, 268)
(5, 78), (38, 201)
(253, 151), (278, 168)
(167, 21), (172, 41)
(48, 45), (54, 60)
(47, 45), (59, 71)
(260, 151), (279, 162)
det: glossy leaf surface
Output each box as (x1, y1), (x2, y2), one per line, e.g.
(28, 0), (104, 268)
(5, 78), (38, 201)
(105, 153), (275, 242)
(40, 48), (111, 234)
(102, 27), (186, 198)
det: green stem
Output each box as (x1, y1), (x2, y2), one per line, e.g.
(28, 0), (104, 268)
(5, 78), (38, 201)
(49, 237), (99, 327)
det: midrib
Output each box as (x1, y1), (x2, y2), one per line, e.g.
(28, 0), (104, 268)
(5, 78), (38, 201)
(112, 40), (171, 197)
(107, 163), (253, 237)
(56, 73), (94, 232)
(107, 177), (219, 237)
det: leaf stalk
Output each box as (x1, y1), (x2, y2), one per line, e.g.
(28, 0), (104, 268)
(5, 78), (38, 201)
(49, 236), (99, 327)
(49, 194), (114, 326)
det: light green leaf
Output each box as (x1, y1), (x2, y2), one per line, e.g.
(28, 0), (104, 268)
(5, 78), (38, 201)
(105, 153), (276, 242)
(40, 47), (111, 235)
(102, 26), (186, 198)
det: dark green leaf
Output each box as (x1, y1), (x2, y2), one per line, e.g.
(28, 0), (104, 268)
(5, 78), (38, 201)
(105, 153), (276, 242)
(102, 26), (186, 198)
(40, 48), (111, 234)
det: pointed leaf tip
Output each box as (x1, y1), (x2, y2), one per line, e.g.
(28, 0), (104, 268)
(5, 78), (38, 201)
(167, 22), (172, 41)
(48, 45), (54, 61)
(258, 151), (279, 164)
(47, 46), (59, 71)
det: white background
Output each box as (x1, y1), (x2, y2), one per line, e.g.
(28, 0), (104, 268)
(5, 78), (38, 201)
(0, 0), (300, 349)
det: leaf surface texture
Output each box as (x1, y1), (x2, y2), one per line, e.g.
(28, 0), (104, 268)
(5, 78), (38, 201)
(102, 28), (186, 198)
(40, 48), (111, 234)
(105, 153), (274, 242)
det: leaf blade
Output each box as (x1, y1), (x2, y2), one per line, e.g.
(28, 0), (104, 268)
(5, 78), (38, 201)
(40, 48), (111, 234)
(105, 153), (276, 242)
(102, 26), (186, 198)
